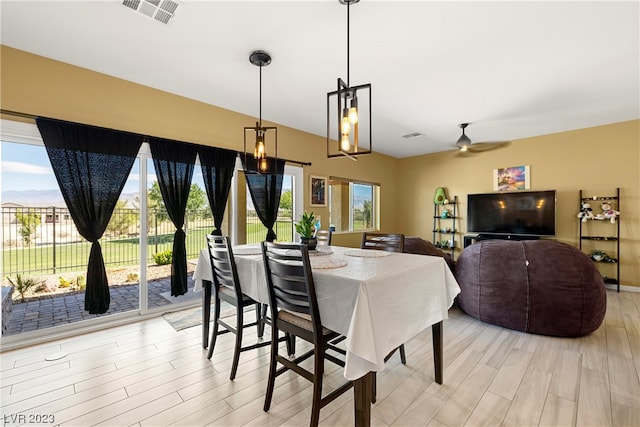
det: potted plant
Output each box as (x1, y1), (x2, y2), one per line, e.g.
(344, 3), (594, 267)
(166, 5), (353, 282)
(295, 211), (318, 250)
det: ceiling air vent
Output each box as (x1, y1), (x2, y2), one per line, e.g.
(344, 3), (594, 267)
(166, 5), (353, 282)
(402, 132), (424, 140)
(123, 0), (180, 24)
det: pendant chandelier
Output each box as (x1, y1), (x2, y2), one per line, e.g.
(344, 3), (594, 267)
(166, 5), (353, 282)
(244, 50), (277, 174)
(327, 0), (372, 159)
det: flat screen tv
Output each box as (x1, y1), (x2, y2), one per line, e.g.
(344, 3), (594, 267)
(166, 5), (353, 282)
(467, 190), (556, 237)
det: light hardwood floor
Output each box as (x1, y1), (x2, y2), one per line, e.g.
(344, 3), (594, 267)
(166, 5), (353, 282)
(1, 290), (639, 426)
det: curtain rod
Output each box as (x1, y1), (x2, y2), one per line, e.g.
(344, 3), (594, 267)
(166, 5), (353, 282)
(283, 158), (312, 167)
(1, 109), (37, 120)
(1, 109), (312, 167)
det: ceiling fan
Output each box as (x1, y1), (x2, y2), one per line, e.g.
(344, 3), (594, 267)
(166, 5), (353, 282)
(455, 123), (510, 155)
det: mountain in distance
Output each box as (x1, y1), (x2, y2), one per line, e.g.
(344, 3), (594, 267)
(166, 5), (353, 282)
(2, 189), (65, 206)
(119, 192), (140, 208)
(2, 190), (140, 208)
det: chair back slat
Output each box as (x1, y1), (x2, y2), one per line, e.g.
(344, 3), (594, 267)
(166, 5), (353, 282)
(206, 234), (242, 296)
(210, 250), (234, 286)
(261, 242), (320, 321)
(361, 232), (405, 253)
(315, 229), (332, 245)
(273, 288), (310, 314)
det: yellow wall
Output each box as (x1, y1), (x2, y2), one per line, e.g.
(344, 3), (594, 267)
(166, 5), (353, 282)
(398, 120), (639, 288)
(2, 46), (638, 287)
(0, 46), (399, 247)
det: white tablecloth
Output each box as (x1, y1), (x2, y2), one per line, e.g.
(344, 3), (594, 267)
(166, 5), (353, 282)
(193, 244), (460, 380)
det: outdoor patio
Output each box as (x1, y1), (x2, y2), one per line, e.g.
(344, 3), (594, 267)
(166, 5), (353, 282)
(2, 274), (198, 336)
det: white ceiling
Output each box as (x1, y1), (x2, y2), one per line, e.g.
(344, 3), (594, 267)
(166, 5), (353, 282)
(1, 1), (638, 158)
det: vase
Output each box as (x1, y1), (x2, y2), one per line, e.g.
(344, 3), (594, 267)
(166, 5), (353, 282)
(300, 237), (318, 251)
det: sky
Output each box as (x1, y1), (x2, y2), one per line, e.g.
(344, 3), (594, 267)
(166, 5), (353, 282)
(352, 183), (373, 210)
(1, 142), (58, 192)
(1, 141), (291, 198)
(1, 141), (204, 195)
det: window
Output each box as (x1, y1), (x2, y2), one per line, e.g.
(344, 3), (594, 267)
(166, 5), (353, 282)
(0, 119), (204, 341)
(328, 177), (379, 232)
(1, 118), (304, 341)
(244, 173), (294, 244)
(229, 159), (303, 245)
(45, 214), (59, 223)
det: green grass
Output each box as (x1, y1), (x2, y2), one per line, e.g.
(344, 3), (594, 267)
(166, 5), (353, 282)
(246, 220), (293, 244)
(352, 217), (374, 231)
(3, 222), (295, 277)
(3, 227), (213, 276)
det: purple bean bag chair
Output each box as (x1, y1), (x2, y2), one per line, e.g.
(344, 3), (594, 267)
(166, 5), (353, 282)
(404, 236), (455, 273)
(454, 239), (606, 337)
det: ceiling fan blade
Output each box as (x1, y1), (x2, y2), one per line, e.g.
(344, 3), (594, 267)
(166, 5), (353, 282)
(455, 140), (511, 157)
(467, 140), (511, 153)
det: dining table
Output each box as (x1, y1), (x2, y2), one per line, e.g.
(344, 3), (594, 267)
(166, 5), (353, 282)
(193, 243), (460, 427)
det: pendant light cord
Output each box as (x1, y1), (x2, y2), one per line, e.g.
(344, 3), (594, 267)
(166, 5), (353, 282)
(346, 2), (350, 88)
(259, 65), (262, 128)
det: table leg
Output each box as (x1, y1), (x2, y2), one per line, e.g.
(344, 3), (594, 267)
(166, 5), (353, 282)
(353, 371), (373, 427)
(432, 321), (443, 384)
(202, 280), (212, 348)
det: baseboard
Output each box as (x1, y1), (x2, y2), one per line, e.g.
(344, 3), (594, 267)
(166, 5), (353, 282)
(605, 284), (640, 293)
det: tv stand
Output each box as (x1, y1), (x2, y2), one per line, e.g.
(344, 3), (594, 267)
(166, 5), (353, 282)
(477, 234), (540, 242)
(464, 234), (541, 247)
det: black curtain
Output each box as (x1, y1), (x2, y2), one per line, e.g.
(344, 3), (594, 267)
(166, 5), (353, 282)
(36, 118), (142, 314)
(241, 156), (286, 242)
(198, 147), (237, 235)
(149, 137), (198, 297)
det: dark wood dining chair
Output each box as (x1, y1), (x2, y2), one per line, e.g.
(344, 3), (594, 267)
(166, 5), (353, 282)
(261, 241), (352, 427)
(315, 229), (332, 245)
(205, 234), (271, 380)
(360, 232), (407, 401)
(361, 231), (405, 252)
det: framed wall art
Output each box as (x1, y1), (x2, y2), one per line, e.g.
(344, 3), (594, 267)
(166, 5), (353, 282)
(493, 165), (530, 191)
(310, 175), (327, 206)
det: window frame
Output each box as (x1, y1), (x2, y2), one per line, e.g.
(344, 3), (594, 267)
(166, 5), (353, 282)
(328, 176), (380, 233)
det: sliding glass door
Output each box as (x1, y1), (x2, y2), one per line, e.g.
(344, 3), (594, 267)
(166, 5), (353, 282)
(1, 119), (303, 344)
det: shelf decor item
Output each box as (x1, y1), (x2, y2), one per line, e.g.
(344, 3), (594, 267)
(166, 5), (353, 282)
(590, 250), (606, 262)
(434, 187), (447, 204)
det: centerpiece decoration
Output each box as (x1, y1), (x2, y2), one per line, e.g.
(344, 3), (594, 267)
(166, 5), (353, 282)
(295, 211), (318, 250)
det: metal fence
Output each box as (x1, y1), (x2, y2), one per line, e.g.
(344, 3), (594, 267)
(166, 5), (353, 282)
(2, 206), (216, 277)
(2, 206), (296, 278)
(245, 209), (294, 244)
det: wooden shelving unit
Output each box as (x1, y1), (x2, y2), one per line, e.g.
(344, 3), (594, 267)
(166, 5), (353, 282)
(432, 195), (458, 259)
(579, 188), (620, 292)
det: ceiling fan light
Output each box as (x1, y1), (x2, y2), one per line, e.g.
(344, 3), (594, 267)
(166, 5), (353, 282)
(456, 134), (471, 148)
(455, 123), (471, 150)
